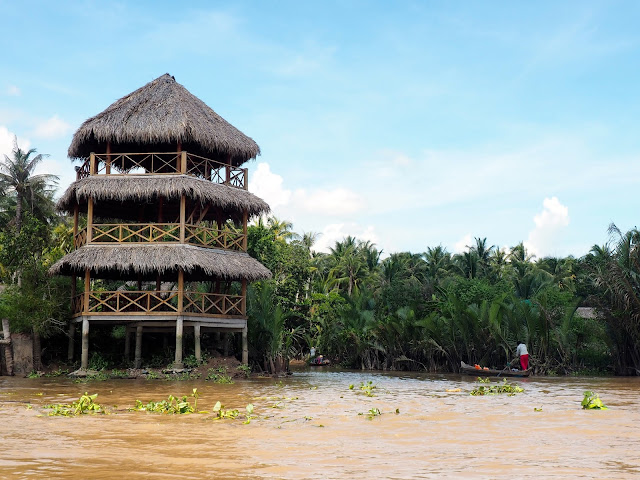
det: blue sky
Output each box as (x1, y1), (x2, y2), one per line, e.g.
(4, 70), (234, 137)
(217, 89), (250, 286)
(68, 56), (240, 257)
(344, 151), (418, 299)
(1, 1), (639, 258)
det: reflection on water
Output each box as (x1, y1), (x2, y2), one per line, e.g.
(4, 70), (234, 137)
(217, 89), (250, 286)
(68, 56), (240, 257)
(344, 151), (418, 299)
(1, 370), (639, 479)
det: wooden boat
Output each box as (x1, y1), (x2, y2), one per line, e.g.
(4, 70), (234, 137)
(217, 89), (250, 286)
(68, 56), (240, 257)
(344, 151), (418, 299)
(309, 359), (331, 366)
(460, 361), (530, 378)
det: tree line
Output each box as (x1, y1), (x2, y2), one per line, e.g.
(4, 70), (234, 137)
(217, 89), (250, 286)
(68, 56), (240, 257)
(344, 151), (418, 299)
(0, 142), (639, 375)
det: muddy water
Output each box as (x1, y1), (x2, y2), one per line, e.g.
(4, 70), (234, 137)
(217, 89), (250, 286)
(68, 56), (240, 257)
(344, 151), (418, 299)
(1, 370), (639, 480)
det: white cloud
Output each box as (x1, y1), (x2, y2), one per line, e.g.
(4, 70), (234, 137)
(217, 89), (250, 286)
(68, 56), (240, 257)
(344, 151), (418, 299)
(32, 115), (71, 139)
(453, 233), (473, 253)
(0, 126), (30, 157)
(293, 187), (364, 215)
(6, 85), (20, 96)
(524, 197), (570, 258)
(249, 162), (292, 209)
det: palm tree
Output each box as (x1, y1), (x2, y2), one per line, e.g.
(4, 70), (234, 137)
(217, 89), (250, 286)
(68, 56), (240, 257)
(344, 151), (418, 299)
(0, 141), (58, 233)
(267, 216), (297, 242)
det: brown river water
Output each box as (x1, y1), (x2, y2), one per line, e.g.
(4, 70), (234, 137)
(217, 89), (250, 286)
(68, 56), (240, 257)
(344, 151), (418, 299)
(1, 369), (639, 479)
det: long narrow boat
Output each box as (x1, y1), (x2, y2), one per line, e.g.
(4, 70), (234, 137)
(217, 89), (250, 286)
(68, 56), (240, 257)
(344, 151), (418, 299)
(460, 361), (530, 378)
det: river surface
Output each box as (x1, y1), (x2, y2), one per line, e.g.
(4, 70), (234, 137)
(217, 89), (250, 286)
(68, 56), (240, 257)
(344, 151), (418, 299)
(0, 369), (639, 479)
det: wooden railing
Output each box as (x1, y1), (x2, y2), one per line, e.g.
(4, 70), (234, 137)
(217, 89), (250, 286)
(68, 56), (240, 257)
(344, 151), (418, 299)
(78, 223), (245, 251)
(75, 152), (247, 190)
(72, 291), (244, 317)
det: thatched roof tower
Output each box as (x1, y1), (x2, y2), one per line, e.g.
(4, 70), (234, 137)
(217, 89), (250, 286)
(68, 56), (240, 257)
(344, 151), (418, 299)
(68, 73), (260, 166)
(53, 74), (270, 371)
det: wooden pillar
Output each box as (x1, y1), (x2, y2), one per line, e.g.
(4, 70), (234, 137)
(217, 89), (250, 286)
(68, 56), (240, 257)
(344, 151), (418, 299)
(67, 321), (75, 362)
(105, 141), (111, 174)
(81, 317), (89, 370)
(243, 168), (248, 190)
(174, 316), (184, 369)
(89, 152), (96, 175)
(83, 270), (91, 314)
(242, 326), (248, 365)
(194, 324), (201, 362)
(176, 140), (182, 173)
(241, 279), (247, 316)
(124, 327), (131, 361)
(181, 151), (187, 174)
(179, 195), (186, 243)
(177, 270), (184, 314)
(134, 325), (143, 369)
(242, 209), (248, 251)
(86, 198), (94, 243)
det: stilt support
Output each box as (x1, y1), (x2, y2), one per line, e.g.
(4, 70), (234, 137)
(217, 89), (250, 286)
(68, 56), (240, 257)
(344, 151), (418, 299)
(174, 316), (184, 369)
(242, 326), (248, 365)
(194, 324), (201, 362)
(124, 326), (131, 361)
(81, 317), (89, 370)
(134, 325), (143, 369)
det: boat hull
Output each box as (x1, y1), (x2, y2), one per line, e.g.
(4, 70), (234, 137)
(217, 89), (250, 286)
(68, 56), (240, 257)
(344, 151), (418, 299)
(460, 361), (530, 377)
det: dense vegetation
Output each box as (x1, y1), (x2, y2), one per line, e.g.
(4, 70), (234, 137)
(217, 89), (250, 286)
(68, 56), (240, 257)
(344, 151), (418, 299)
(1, 142), (639, 375)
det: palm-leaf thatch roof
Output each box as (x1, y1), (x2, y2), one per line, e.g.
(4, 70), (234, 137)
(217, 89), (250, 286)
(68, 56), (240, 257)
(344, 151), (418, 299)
(57, 174), (269, 221)
(49, 244), (272, 282)
(68, 74), (260, 166)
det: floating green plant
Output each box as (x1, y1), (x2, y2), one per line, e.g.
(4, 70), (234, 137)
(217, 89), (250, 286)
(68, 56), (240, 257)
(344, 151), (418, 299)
(131, 388), (199, 414)
(581, 391), (608, 410)
(44, 392), (107, 416)
(359, 407), (382, 419)
(350, 381), (377, 397)
(470, 378), (524, 396)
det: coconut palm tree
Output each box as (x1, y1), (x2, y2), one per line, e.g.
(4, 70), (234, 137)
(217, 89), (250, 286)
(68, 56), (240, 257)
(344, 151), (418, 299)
(0, 141), (58, 233)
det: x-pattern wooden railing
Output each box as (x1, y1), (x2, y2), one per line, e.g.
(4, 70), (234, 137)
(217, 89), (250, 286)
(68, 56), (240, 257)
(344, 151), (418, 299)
(76, 152), (247, 190)
(82, 223), (245, 250)
(184, 224), (244, 250)
(91, 223), (181, 243)
(72, 291), (244, 317)
(183, 292), (243, 316)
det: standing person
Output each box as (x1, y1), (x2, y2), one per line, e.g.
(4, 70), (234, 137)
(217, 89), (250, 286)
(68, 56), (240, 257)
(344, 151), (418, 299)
(516, 340), (529, 370)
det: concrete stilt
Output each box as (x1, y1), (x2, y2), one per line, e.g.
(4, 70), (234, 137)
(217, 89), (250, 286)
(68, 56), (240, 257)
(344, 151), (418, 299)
(81, 317), (89, 370)
(67, 322), (75, 362)
(134, 325), (143, 369)
(194, 324), (201, 362)
(242, 326), (248, 365)
(174, 316), (184, 369)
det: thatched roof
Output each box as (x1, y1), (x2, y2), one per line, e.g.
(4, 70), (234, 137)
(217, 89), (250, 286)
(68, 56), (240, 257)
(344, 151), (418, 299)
(49, 244), (272, 282)
(57, 174), (269, 221)
(68, 74), (260, 166)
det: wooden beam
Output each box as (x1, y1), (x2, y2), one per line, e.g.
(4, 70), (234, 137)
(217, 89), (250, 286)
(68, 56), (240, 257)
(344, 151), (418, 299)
(242, 209), (248, 251)
(177, 269), (184, 314)
(83, 270), (91, 314)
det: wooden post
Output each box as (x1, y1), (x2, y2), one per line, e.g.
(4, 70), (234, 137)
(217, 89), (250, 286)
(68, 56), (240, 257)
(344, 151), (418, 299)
(67, 321), (75, 362)
(176, 140), (182, 173)
(83, 270), (91, 314)
(106, 142), (111, 174)
(73, 204), (79, 246)
(179, 195), (186, 243)
(181, 151), (187, 174)
(177, 270), (184, 314)
(241, 279), (247, 316)
(174, 316), (184, 369)
(81, 317), (89, 370)
(242, 209), (248, 251)
(242, 326), (248, 365)
(194, 324), (201, 362)
(243, 168), (248, 190)
(89, 152), (96, 175)
(124, 327), (131, 361)
(134, 325), (143, 369)
(86, 198), (93, 243)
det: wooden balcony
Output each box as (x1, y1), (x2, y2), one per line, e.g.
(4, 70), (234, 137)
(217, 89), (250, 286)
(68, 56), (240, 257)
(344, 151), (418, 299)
(74, 222), (246, 251)
(76, 151), (247, 190)
(72, 290), (245, 318)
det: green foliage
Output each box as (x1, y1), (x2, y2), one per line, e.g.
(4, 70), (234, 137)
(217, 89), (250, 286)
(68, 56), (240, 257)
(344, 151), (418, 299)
(237, 364), (251, 378)
(358, 407), (382, 419)
(88, 352), (110, 371)
(206, 366), (234, 384)
(44, 392), (106, 416)
(470, 378), (524, 396)
(131, 389), (200, 414)
(581, 391), (608, 410)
